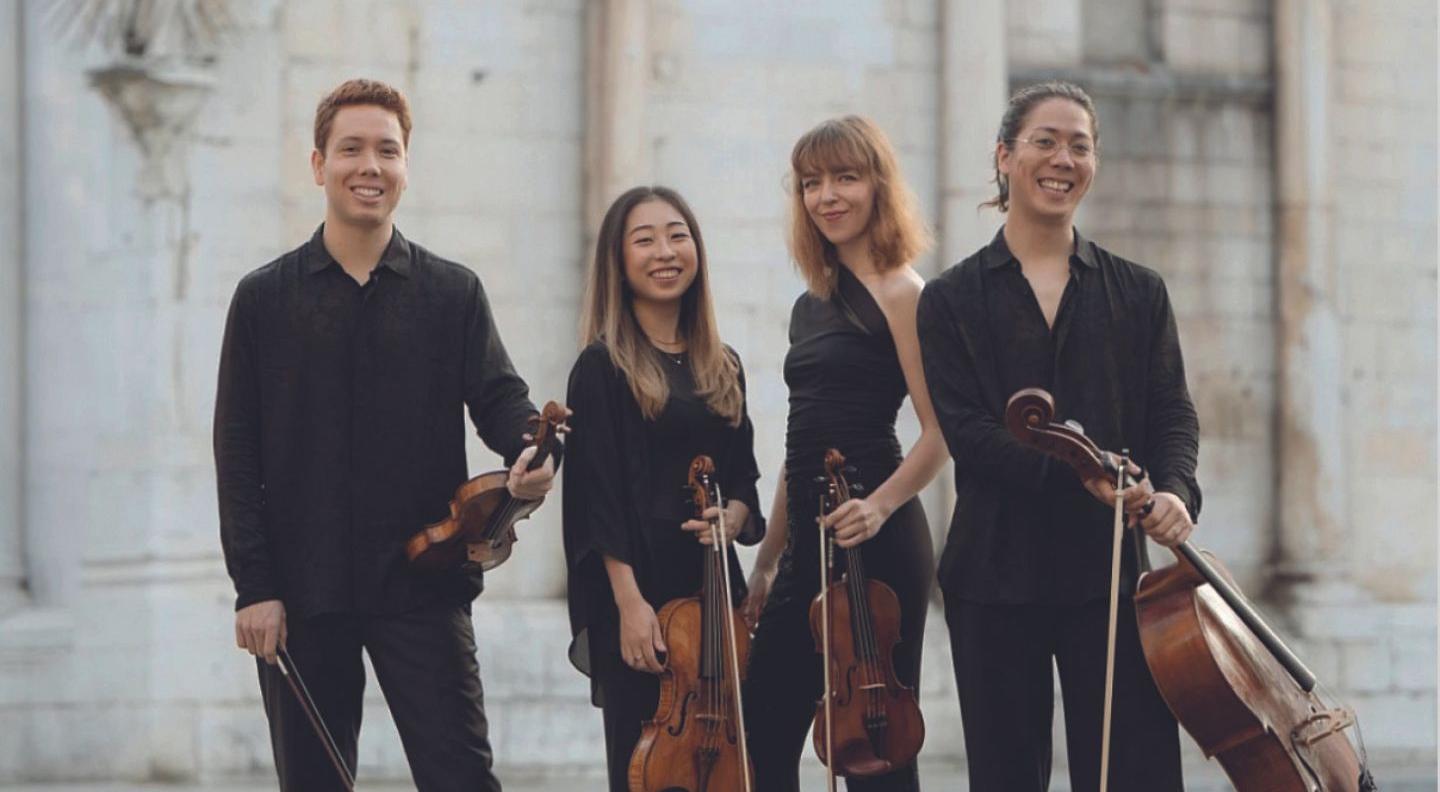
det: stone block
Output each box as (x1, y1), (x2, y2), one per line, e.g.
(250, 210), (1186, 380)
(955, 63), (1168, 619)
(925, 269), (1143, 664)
(1293, 602), (1391, 641)
(281, 0), (346, 61)
(198, 702), (273, 778)
(145, 703), (202, 780)
(1006, 0), (1083, 67)
(0, 708), (22, 783)
(1201, 106), (1262, 164)
(22, 703), (152, 780)
(1348, 692), (1436, 751)
(895, 25), (938, 70)
(1229, 15), (1270, 77)
(902, 0), (937, 26)
(516, 79), (584, 138)
(1342, 639), (1393, 693)
(197, 36), (285, 146)
(1289, 637), (1343, 686)
(1082, 0), (1150, 64)
(1391, 636), (1437, 692)
(364, 2), (422, 67)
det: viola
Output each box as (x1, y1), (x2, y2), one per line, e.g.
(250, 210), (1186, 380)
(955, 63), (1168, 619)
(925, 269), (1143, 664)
(809, 449), (924, 786)
(405, 401), (566, 571)
(1005, 387), (1377, 792)
(627, 455), (753, 792)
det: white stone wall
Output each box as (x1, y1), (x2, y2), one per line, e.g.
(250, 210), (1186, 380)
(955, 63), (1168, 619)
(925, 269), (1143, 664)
(1313, 0), (1438, 758)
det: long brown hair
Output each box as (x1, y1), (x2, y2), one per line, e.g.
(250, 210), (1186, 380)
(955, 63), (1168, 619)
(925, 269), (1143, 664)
(788, 116), (931, 298)
(580, 186), (743, 425)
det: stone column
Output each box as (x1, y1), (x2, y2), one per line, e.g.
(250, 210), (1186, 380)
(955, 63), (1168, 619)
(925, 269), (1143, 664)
(934, 0), (1008, 553)
(584, 0), (651, 239)
(1272, 0), (1355, 603)
(0, 0), (25, 615)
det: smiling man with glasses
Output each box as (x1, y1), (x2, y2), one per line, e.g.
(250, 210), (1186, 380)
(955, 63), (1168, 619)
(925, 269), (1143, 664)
(917, 80), (1199, 792)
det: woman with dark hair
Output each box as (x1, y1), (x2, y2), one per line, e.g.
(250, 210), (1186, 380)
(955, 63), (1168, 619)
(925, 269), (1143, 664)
(741, 116), (947, 791)
(917, 81), (1197, 791)
(561, 185), (767, 791)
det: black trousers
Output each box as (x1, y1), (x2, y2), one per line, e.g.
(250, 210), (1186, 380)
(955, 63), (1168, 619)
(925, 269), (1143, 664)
(744, 497), (932, 792)
(590, 614), (663, 792)
(256, 605), (501, 792)
(943, 591), (1183, 792)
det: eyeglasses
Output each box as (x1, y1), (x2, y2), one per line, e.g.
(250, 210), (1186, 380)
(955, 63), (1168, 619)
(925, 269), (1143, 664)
(1007, 136), (1095, 160)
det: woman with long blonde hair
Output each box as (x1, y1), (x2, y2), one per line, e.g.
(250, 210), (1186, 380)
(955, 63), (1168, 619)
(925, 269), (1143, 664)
(741, 116), (948, 791)
(561, 185), (766, 791)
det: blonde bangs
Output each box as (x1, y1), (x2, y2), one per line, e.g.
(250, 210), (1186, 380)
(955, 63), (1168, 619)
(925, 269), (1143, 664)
(791, 122), (876, 181)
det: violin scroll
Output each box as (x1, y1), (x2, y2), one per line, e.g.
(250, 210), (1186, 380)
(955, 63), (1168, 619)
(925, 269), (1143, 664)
(687, 455), (717, 516)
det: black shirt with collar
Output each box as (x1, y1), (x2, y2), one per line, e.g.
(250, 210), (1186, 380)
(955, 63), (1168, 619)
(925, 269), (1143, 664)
(214, 226), (538, 618)
(917, 227), (1201, 604)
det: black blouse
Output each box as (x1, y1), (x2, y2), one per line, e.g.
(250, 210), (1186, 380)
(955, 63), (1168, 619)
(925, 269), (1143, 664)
(561, 342), (766, 699)
(214, 227), (537, 618)
(917, 228), (1201, 604)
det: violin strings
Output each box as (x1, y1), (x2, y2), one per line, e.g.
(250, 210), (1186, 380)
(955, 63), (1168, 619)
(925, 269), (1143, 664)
(841, 477), (883, 723)
(849, 547), (881, 722)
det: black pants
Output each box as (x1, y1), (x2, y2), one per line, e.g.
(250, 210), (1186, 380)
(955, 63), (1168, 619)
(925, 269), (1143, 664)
(745, 496), (932, 792)
(943, 591), (1183, 792)
(256, 605), (501, 792)
(590, 614), (663, 792)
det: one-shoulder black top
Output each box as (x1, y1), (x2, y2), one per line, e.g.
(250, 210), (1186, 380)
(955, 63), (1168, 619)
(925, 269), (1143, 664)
(784, 266), (908, 484)
(763, 266), (926, 608)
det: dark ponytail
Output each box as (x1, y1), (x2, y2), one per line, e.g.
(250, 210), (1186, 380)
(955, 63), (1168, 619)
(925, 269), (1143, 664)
(983, 81), (1099, 212)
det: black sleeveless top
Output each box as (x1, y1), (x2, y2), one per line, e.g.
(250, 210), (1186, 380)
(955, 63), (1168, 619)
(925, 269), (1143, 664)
(770, 266), (923, 605)
(784, 266), (908, 484)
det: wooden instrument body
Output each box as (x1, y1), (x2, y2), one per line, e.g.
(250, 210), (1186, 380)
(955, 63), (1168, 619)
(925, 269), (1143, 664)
(628, 455), (754, 792)
(403, 470), (541, 571)
(405, 402), (565, 571)
(808, 568), (925, 776)
(1136, 552), (1362, 792)
(1004, 387), (1370, 792)
(628, 591), (754, 792)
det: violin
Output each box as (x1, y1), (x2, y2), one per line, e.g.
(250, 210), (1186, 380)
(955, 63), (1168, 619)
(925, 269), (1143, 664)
(1005, 387), (1377, 792)
(405, 401), (566, 571)
(809, 449), (924, 786)
(627, 455), (753, 792)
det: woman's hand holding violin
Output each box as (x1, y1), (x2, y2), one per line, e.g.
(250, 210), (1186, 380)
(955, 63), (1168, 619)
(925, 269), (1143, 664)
(823, 496), (890, 548)
(681, 500), (749, 546)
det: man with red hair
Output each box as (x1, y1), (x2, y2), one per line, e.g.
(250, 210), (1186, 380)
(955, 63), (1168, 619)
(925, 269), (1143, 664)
(215, 78), (554, 791)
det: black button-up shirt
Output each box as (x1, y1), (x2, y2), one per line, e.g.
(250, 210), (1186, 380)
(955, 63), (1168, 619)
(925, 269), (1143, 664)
(917, 228), (1201, 604)
(214, 227), (537, 618)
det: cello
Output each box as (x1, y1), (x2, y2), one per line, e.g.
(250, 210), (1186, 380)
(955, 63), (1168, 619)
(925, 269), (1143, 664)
(809, 449), (924, 788)
(1004, 387), (1377, 792)
(627, 455), (754, 792)
(405, 401), (567, 571)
